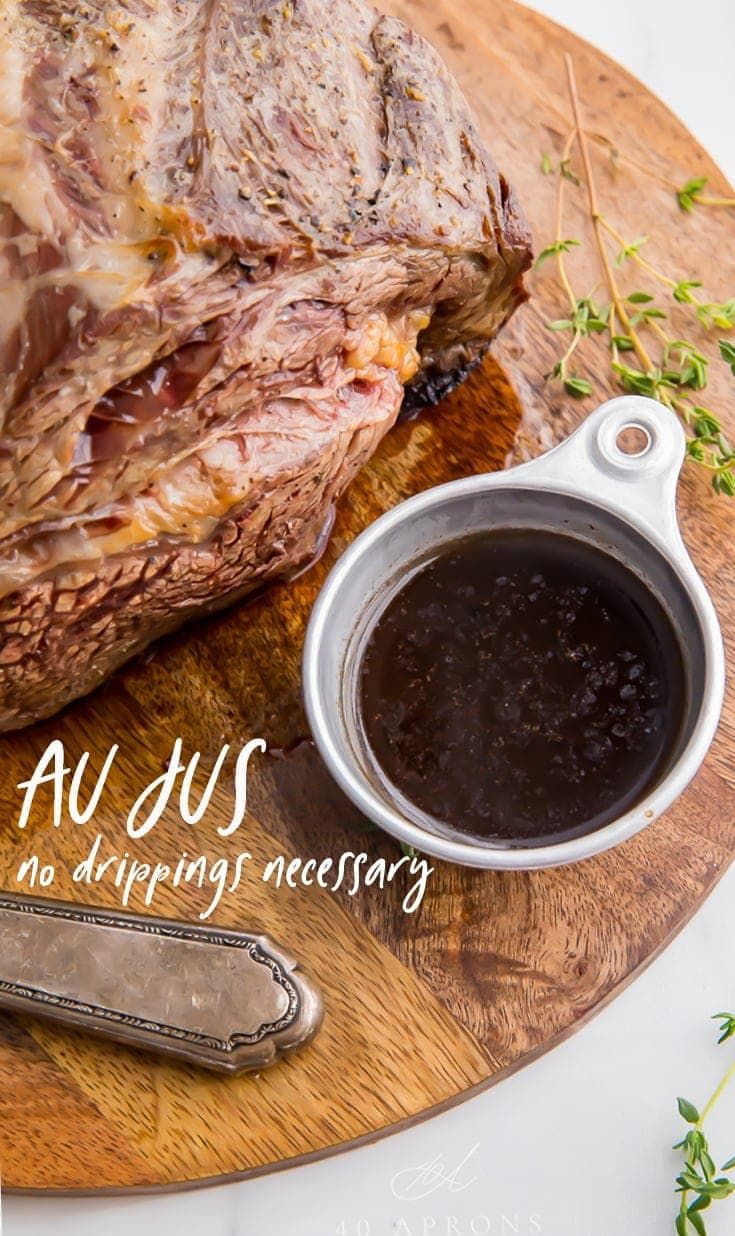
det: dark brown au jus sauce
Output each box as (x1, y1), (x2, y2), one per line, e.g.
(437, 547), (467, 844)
(358, 530), (686, 847)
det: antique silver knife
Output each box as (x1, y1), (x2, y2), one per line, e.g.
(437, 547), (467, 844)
(0, 893), (322, 1072)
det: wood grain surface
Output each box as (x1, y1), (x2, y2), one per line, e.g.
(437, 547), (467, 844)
(1, 0), (734, 1193)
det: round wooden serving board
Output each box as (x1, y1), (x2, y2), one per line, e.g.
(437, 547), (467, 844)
(1, 0), (734, 1195)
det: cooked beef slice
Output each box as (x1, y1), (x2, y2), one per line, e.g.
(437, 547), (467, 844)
(0, 0), (532, 730)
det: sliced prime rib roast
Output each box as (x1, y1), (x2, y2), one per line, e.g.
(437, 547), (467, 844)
(0, 0), (532, 732)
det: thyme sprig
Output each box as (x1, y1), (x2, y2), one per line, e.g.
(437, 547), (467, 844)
(674, 1013), (735, 1234)
(536, 56), (735, 495)
(676, 177), (735, 213)
(582, 134), (735, 212)
(535, 130), (600, 399)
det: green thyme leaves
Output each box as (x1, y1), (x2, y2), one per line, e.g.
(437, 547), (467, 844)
(615, 235), (649, 265)
(562, 374), (593, 398)
(677, 177), (708, 213)
(673, 1013), (735, 1233)
(534, 238), (581, 268)
(536, 96), (735, 495)
(713, 1012), (735, 1044)
(677, 1098), (701, 1125)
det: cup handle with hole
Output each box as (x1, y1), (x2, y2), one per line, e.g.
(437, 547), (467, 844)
(514, 396), (688, 557)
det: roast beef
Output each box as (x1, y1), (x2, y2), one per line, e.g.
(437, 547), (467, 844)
(0, 0), (532, 731)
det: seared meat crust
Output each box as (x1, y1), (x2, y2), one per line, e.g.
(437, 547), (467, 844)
(0, 0), (531, 730)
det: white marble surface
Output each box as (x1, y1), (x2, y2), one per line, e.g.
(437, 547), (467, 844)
(4, 2), (735, 1234)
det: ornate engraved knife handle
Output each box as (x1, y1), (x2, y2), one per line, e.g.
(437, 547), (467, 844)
(0, 893), (322, 1073)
